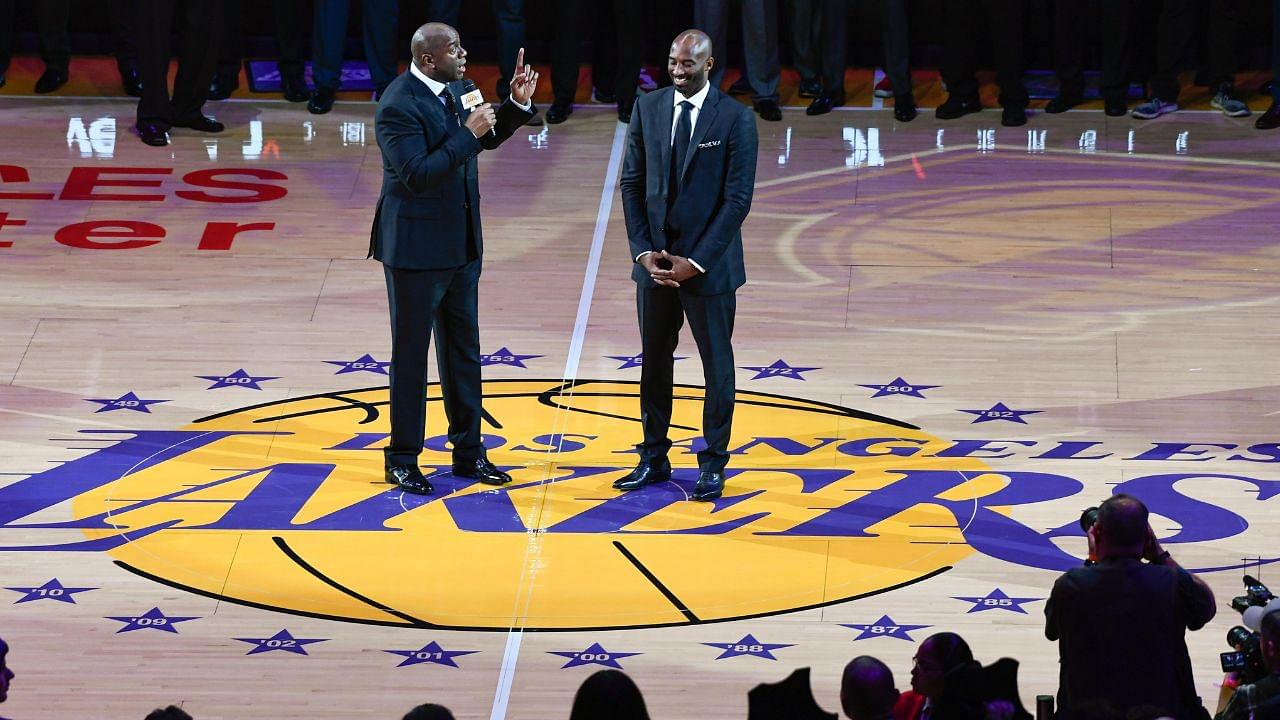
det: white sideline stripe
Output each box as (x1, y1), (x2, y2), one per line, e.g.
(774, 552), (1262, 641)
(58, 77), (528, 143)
(488, 120), (629, 720)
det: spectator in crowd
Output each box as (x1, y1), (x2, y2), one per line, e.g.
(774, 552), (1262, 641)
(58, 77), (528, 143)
(546, 0), (642, 124)
(135, 0), (223, 147)
(144, 707), (192, 720)
(1049, 0), (1137, 117)
(842, 656), (900, 720)
(402, 705), (454, 720)
(309, 0), (398, 114)
(1045, 493), (1216, 720)
(1132, 0), (1246, 119)
(1262, 0), (1280, 130)
(879, 0), (915, 121)
(569, 669), (650, 720)
(749, 667), (837, 719)
(1215, 610), (1280, 720)
(1198, 0), (1250, 118)
(936, 0), (1028, 127)
(897, 632), (975, 720)
(0, 0), (140, 95)
(806, 0), (915, 121)
(0, 637), (13, 707)
(210, 1), (307, 102)
(784, 0), (823, 99)
(696, 0), (783, 121)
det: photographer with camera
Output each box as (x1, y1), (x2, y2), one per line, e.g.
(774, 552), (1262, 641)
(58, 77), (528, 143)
(1045, 494), (1217, 720)
(1215, 609), (1280, 720)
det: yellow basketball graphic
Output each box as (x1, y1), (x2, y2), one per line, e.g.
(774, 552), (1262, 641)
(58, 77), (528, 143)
(72, 380), (999, 630)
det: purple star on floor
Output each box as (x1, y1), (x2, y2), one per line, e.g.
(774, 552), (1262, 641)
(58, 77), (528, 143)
(85, 391), (169, 414)
(703, 634), (795, 660)
(6, 578), (97, 604)
(958, 402), (1043, 424)
(606, 353), (689, 370)
(105, 607), (201, 633)
(858, 377), (941, 399)
(841, 615), (932, 642)
(549, 642), (641, 669)
(325, 353), (390, 375)
(952, 588), (1044, 615)
(480, 347), (543, 368)
(385, 641), (479, 668)
(235, 629), (328, 656)
(196, 368), (281, 390)
(740, 359), (820, 381)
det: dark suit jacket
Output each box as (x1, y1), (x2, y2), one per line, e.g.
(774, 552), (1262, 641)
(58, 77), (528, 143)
(370, 70), (533, 270)
(619, 85), (758, 296)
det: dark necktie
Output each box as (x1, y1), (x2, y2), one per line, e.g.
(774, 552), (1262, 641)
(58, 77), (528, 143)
(439, 88), (459, 127)
(669, 100), (693, 199)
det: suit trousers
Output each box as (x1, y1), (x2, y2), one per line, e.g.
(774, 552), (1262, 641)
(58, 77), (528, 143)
(135, 0), (221, 128)
(817, 0), (911, 99)
(383, 260), (485, 468)
(1053, 0), (1136, 101)
(550, 0), (642, 110)
(637, 283), (736, 473)
(1204, 0), (1241, 89)
(941, 0), (1028, 109)
(312, 0), (398, 93)
(1147, 0), (1196, 102)
(217, 0), (306, 79)
(784, 0), (822, 84)
(695, 0), (781, 102)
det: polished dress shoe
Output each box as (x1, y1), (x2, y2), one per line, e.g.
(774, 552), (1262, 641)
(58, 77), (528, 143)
(612, 462), (672, 491)
(35, 67), (68, 94)
(1001, 106), (1027, 127)
(1104, 96), (1127, 117)
(935, 95), (982, 120)
(798, 79), (823, 99)
(119, 64), (142, 97)
(593, 87), (616, 104)
(1044, 93), (1083, 114)
(617, 106), (632, 124)
(137, 123), (169, 147)
(452, 457), (512, 485)
(893, 94), (917, 122)
(805, 94), (844, 116)
(754, 99), (782, 122)
(208, 72), (238, 100)
(281, 73), (309, 102)
(308, 86), (336, 115)
(386, 465), (433, 495)
(173, 115), (225, 132)
(692, 471), (725, 502)
(546, 102), (572, 124)
(1258, 100), (1280, 130)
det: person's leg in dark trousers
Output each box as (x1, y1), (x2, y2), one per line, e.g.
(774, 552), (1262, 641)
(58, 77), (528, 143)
(363, 0), (399, 97)
(311, 0), (349, 92)
(135, 0), (179, 129)
(818, 0), (849, 101)
(694, 0), (730, 90)
(1206, 0), (1239, 89)
(785, 0), (822, 89)
(383, 265), (450, 469)
(613, 0), (644, 118)
(1149, 0), (1196, 103)
(110, 0), (141, 90)
(1052, 0), (1087, 100)
(211, 2), (242, 96)
(940, 0), (981, 102)
(431, 259), (485, 463)
(882, 0), (912, 96)
(36, 0), (71, 74)
(682, 292), (736, 474)
(550, 0), (586, 108)
(637, 284), (684, 469)
(428, 0), (461, 24)
(742, 0), (781, 103)
(492, 0), (525, 101)
(984, 0), (1026, 110)
(0, 0), (13, 85)
(170, 1), (221, 124)
(1098, 0), (1136, 106)
(273, 0), (308, 98)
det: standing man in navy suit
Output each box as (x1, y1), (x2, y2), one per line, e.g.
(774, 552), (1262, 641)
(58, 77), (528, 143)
(616, 29), (758, 502)
(371, 23), (538, 495)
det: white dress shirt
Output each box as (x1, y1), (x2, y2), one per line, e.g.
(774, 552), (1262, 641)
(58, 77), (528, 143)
(637, 82), (712, 273)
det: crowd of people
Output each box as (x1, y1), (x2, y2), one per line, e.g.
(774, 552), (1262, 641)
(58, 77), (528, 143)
(1, 1), (1279, 146)
(2, 495), (1279, 719)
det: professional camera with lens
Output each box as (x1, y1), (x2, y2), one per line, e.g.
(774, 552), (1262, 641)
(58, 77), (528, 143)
(1079, 506), (1099, 534)
(1221, 575), (1276, 683)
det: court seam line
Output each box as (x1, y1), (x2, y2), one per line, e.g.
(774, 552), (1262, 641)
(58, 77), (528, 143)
(489, 121), (629, 720)
(612, 540), (701, 623)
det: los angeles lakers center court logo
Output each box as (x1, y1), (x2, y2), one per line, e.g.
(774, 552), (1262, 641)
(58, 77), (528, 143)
(67, 379), (1004, 631)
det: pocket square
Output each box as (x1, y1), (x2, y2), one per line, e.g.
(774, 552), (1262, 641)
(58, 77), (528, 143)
(697, 140), (722, 148)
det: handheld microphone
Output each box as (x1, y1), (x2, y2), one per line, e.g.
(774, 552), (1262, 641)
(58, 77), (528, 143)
(459, 79), (495, 138)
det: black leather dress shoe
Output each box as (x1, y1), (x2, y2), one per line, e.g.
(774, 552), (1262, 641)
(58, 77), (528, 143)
(593, 87), (616, 104)
(805, 94), (844, 116)
(208, 72), (238, 100)
(617, 106), (632, 124)
(1044, 93), (1083, 114)
(452, 457), (512, 485)
(173, 115), (225, 132)
(893, 95), (917, 122)
(386, 465), (433, 495)
(1001, 106), (1027, 127)
(692, 471), (725, 501)
(1104, 96), (1127, 117)
(935, 95), (982, 120)
(798, 79), (823, 98)
(1256, 100), (1280, 130)
(754, 99), (782, 122)
(613, 462), (672, 491)
(546, 102), (572, 124)
(119, 64), (142, 97)
(137, 123), (169, 147)
(35, 67), (68, 94)
(281, 73), (309, 102)
(308, 86), (336, 115)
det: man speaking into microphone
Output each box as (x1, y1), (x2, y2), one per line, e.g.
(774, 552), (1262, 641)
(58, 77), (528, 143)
(371, 23), (538, 495)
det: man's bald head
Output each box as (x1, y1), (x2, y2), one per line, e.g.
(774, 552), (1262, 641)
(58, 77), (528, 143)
(410, 23), (468, 83)
(671, 30), (713, 63)
(667, 29), (715, 98)
(841, 656), (899, 720)
(1096, 493), (1149, 556)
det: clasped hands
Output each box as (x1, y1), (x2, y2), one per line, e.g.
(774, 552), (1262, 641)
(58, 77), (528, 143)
(640, 250), (700, 288)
